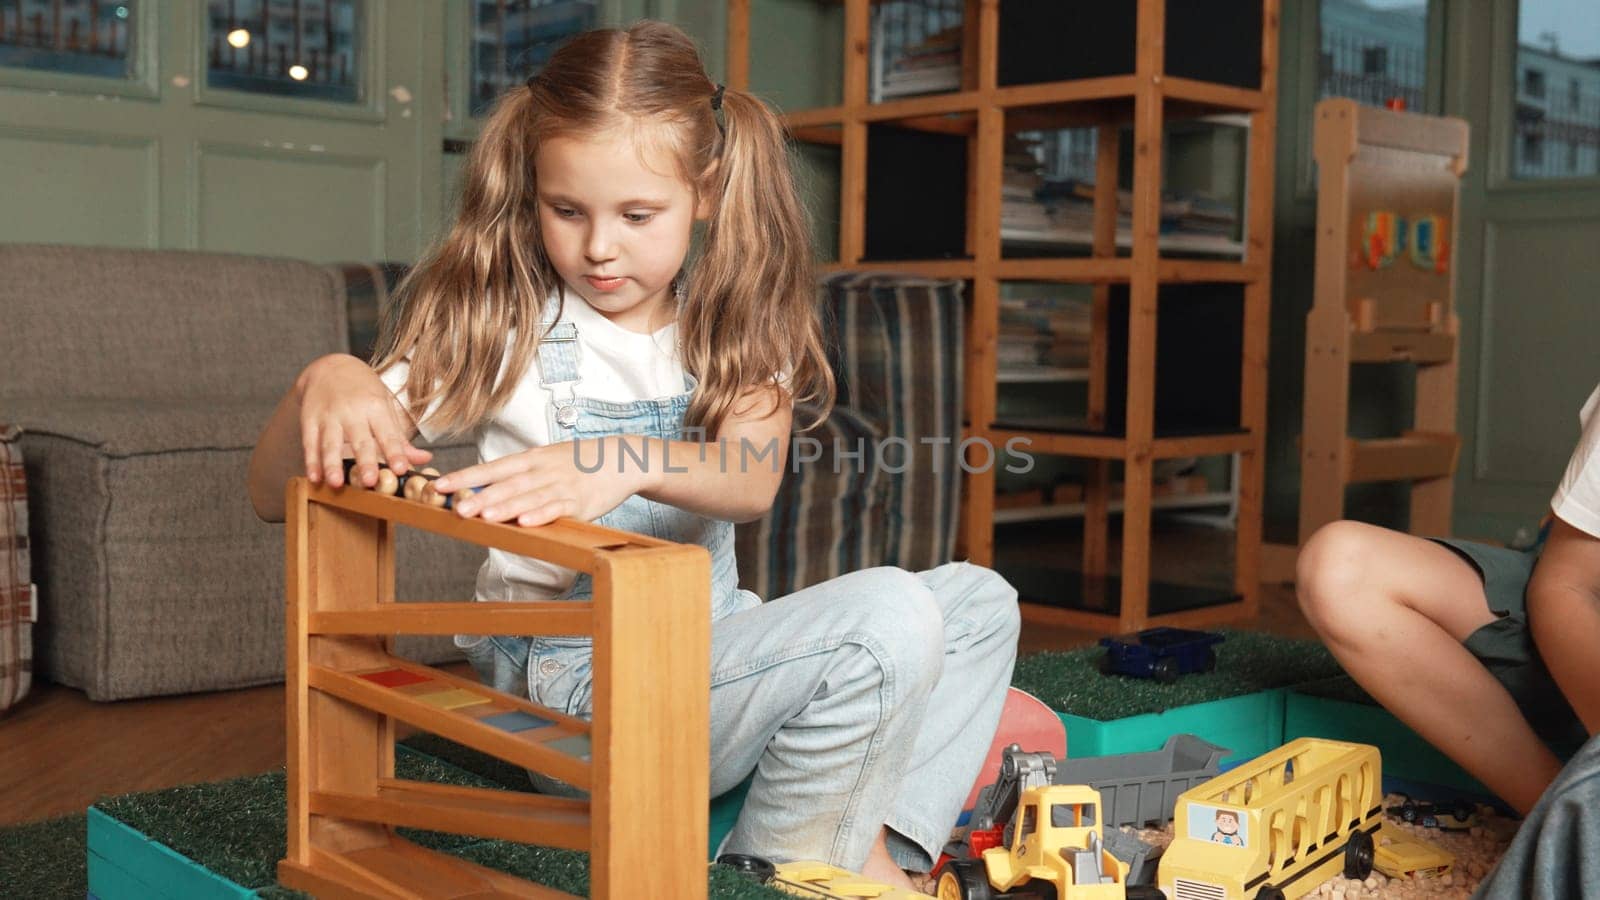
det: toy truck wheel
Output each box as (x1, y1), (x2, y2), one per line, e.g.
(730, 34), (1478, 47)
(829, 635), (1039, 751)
(1154, 657), (1180, 683)
(934, 859), (993, 900)
(1125, 887), (1167, 900)
(1098, 653), (1115, 675)
(716, 853), (776, 884)
(1203, 647), (1218, 672)
(1343, 828), (1376, 880)
(1255, 887), (1286, 900)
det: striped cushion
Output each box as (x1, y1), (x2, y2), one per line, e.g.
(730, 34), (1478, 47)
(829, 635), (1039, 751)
(734, 404), (887, 601)
(1, 425), (33, 712)
(335, 261), (408, 361)
(734, 273), (965, 598)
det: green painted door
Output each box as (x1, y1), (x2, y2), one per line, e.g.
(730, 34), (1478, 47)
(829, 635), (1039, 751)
(1445, 0), (1600, 539)
(0, 1), (444, 263)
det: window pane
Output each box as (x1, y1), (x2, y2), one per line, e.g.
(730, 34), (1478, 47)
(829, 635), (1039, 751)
(0, 1), (137, 79)
(1319, 0), (1428, 110)
(471, 0), (596, 118)
(1512, 1), (1600, 179)
(205, 0), (362, 103)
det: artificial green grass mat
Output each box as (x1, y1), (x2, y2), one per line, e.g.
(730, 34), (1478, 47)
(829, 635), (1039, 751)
(1, 740), (789, 899)
(1012, 629), (1345, 718)
(0, 811), (87, 899)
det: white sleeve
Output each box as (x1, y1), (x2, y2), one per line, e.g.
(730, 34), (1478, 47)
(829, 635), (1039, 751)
(377, 359), (444, 444)
(1550, 384), (1600, 537)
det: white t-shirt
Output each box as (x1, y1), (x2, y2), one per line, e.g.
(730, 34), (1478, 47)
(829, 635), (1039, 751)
(1551, 383), (1600, 538)
(379, 292), (684, 600)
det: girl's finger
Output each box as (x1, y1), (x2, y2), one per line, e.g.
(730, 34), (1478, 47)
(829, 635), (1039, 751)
(519, 498), (576, 527)
(378, 434), (413, 476)
(350, 435), (382, 487)
(321, 424), (348, 488)
(459, 472), (548, 519)
(302, 422), (324, 483)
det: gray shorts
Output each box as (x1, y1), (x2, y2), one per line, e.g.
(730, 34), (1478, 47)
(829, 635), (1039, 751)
(1432, 537), (1588, 749)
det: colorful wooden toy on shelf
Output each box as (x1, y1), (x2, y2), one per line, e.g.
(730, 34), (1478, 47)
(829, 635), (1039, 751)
(277, 475), (711, 899)
(1291, 99), (1470, 556)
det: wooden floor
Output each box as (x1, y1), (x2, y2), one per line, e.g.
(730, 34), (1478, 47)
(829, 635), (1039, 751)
(0, 524), (1310, 827)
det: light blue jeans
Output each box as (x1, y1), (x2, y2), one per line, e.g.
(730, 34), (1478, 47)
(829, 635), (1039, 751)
(456, 305), (1022, 872)
(460, 562), (1020, 872)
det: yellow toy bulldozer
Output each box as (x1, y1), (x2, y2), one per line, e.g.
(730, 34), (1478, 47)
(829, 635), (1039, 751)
(936, 780), (1164, 900)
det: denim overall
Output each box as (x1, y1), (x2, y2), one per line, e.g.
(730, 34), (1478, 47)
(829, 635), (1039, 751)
(455, 302), (751, 719)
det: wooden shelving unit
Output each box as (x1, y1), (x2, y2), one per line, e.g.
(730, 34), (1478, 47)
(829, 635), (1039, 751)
(728, 0), (1279, 632)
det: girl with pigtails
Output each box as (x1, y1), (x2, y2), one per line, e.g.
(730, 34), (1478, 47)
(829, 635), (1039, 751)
(247, 21), (1019, 888)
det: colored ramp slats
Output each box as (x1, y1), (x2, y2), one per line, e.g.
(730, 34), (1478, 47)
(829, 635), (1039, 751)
(324, 660), (593, 789)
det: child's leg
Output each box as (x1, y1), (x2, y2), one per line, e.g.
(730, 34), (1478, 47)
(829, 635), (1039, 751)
(880, 561), (1020, 872)
(708, 566), (948, 872)
(1297, 521), (1564, 814)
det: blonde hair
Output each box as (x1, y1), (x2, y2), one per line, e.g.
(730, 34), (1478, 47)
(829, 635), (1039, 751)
(372, 20), (834, 440)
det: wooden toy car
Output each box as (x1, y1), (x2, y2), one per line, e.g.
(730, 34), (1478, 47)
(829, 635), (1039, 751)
(1373, 824), (1454, 880)
(1385, 796), (1483, 832)
(717, 854), (936, 899)
(1098, 627), (1224, 683)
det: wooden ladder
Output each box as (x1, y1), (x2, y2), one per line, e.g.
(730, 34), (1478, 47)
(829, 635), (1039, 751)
(1298, 98), (1470, 543)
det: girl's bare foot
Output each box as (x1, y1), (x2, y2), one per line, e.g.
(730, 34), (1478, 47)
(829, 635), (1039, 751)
(859, 826), (918, 888)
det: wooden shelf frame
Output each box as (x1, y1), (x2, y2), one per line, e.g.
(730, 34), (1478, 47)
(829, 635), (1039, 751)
(727, 0), (1279, 633)
(278, 480), (712, 900)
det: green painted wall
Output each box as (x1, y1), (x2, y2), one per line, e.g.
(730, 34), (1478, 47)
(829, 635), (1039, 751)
(0, 1), (445, 263)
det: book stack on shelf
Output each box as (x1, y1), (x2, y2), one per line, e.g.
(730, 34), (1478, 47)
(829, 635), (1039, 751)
(1010, 179), (1242, 254)
(997, 293), (1091, 382)
(1001, 135), (1051, 234)
(876, 23), (961, 99)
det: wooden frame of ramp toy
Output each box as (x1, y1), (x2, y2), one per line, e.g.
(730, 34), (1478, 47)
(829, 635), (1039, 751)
(276, 476), (711, 899)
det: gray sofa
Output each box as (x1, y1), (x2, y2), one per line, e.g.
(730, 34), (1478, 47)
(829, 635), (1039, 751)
(0, 245), (481, 700)
(1, 245), (966, 701)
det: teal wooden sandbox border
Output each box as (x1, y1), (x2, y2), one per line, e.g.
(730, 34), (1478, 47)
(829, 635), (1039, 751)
(1283, 690), (1488, 794)
(1058, 686), (1491, 797)
(1058, 689), (1288, 764)
(87, 807), (259, 900)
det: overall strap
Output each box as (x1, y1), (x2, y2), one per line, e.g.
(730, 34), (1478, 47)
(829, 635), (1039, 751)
(536, 288), (582, 431)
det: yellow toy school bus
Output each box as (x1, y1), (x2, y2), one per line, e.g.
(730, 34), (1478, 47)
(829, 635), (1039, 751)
(1158, 737), (1383, 900)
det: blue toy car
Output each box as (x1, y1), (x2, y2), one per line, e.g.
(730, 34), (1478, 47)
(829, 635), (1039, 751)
(1098, 627), (1225, 683)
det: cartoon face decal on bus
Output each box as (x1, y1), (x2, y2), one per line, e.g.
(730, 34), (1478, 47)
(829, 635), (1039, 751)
(1188, 803), (1247, 848)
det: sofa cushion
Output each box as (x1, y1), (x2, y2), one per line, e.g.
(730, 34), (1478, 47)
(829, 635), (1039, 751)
(20, 419), (481, 700)
(6, 398), (279, 457)
(0, 245), (347, 404)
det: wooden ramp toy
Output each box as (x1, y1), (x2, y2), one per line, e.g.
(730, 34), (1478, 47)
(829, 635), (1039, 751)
(1297, 98), (1470, 546)
(277, 476), (711, 899)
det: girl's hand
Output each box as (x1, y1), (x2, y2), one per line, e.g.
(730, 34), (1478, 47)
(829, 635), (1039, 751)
(297, 353), (432, 488)
(434, 438), (646, 527)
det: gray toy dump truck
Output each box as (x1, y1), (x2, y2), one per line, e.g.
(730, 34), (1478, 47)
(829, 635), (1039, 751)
(1052, 733), (1229, 829)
